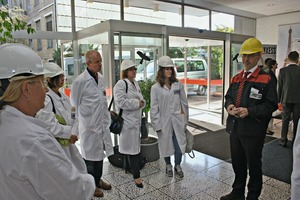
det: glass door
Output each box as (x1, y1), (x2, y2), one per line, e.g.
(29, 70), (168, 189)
(113, 33), (164, 84)
(169, 36), (224, 125)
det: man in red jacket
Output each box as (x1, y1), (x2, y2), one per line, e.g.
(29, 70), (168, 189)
(221, 38), (278, 200)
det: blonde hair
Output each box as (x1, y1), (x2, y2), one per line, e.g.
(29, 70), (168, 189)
(0, 76), (38, 109)
(121, 70), (128, 79)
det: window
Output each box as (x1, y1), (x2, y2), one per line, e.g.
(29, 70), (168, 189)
(211, 12), (234, 33)
(68, 64), (74, 76)
(26, 0), (30, 13)
(184, 6), (209, 30)
(174, 60), (205, 72)
(174, 61), (185, 73)
(194, 61), (205, 71)
(46, 15), (53, 48)
(36, 20), (42, 51)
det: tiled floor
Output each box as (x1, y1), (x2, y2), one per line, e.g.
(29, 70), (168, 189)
(97, 150), (291, 200)
(93, 119), (292, 200)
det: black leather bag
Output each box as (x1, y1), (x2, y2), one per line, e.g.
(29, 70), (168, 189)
(108, 146), (124, 168)
(108, 146), (147, 170)
(109, 80), (128, 135)
(109, 111), (123, 135)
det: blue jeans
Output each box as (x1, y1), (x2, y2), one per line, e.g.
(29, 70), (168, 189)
(164, 132), (182, 166)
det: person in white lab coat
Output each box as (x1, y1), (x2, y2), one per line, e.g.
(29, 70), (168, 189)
(36, 62), (87, 173)
(291, 119), (300, 200)
(0, 43), (95, 200)
(71, 50), (114, 198)
(113, 60), (146, 188)
(150, 55), (189, 178)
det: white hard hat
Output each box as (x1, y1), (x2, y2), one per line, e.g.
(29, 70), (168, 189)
(158, 56), (174, 67)
(121, 60), (137, 71)
(44, 62), (64, 78)
(0, 43), (48, 80)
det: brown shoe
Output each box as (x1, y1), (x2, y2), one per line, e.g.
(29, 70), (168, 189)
(98, 179), (112, 190)
(94, 188), (103, 197)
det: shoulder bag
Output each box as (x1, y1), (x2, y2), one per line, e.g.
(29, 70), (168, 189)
(109, 80), (128, 135)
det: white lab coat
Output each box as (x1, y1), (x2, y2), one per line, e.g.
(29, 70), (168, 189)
(71, 69), (114, 160)
(0, 106), (95, 200)
(36, 89), (87, 174)
(150, 81), (189, 157)
(291, 119), (300, 200)
(36, 90), (72, 139)
(113, 79), (145, 155)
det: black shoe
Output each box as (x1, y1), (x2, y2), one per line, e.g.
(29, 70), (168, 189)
(278, 140), (287, 147)
(134, 179), (143, 188)
(220, 192), (245, 200)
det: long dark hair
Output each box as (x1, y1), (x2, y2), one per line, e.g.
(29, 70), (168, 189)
(156, 67), (178, 87)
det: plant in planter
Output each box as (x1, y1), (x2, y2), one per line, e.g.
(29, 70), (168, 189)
(138, 79), (160, 162)
(138, 79), (156, 141)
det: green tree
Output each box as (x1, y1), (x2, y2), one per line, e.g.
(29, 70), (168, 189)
(209, 25), (234, 79)
(169, 47), (184, 58)
(52, 46), (61, 66)
(215, 25), (234, 33)
(0, 0), (35, 44)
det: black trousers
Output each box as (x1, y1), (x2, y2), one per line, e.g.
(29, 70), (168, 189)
(84, 159), (103, 187)
(281, 103), (300, 142)
(230, 132), (265, 200)
(124, 154), (141, 179)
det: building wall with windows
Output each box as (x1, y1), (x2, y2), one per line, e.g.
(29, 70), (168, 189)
(22, 0), (56, 61)
(10, 0), (257, 62)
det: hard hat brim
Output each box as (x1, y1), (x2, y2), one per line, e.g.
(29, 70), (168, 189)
(121, 63), (137, 71)
(159, 64), (175, 68)
(9, 68), (51, 81)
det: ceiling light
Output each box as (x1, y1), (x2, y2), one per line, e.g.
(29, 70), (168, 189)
(153, 3), (159, 12)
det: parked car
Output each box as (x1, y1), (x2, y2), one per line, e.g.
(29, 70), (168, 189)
(136, 58), (208, 95)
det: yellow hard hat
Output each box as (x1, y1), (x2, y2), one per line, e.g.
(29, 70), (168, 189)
(240, 38), (263, 55)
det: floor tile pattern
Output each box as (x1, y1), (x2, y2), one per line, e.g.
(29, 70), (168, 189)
(95, 150), (291, 200)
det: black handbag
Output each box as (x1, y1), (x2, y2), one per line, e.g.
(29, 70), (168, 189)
(109, 110), (123, 135)
(109, 80), (128, 135)
(108, 146), (147, 170)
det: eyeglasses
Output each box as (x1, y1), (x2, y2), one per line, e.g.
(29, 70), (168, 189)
(127, 67), (137, 71)
(28, 79), (48, 88)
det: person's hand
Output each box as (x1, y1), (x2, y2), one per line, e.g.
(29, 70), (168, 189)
(139, 100), (144, 108)
(227, 104), (239, 117)
(235, 107), (249, 118)
(69, 134), (78, 144)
